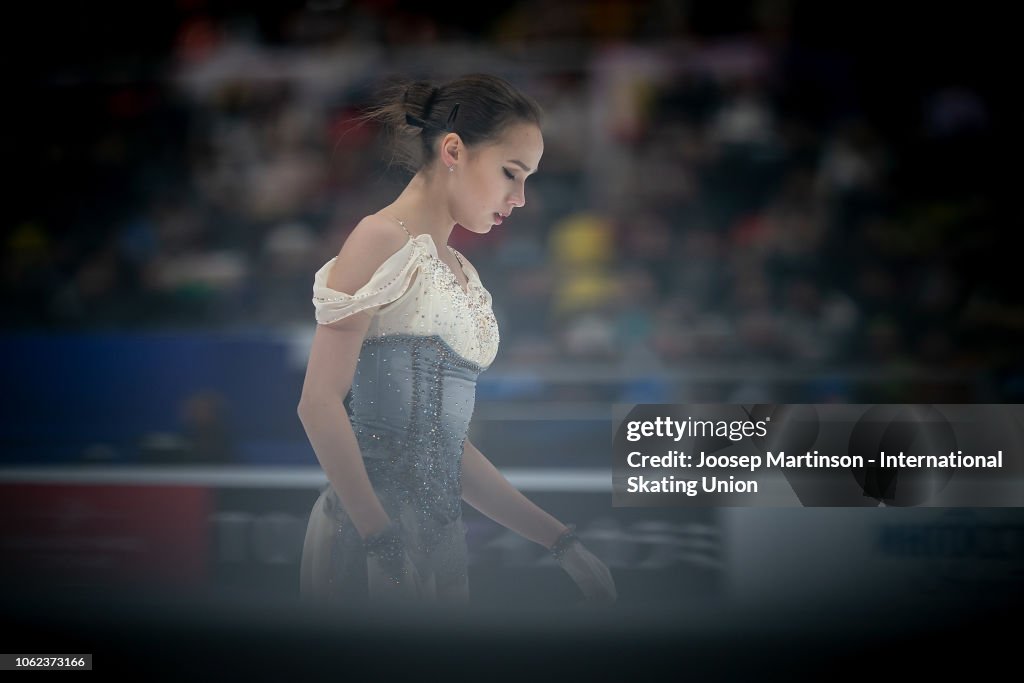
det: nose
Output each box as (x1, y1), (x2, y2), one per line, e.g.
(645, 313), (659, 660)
(509, 188), (526, 209)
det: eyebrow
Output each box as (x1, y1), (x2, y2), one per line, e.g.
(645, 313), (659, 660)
(508, 159), (535, 173)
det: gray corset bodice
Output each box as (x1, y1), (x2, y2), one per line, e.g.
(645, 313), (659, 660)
(349, 334), (484, 525)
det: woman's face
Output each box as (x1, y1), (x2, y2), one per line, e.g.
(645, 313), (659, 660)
(448, 123), (544, 234)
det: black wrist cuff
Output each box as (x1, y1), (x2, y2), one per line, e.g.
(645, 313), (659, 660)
(549, 525), (579, 560)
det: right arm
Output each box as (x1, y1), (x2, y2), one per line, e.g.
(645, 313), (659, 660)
(296, 216), (407, 539)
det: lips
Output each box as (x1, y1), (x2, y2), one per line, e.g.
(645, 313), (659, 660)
(493, 212), (504, 225)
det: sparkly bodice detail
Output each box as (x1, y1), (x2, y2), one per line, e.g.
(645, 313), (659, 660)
(346, 334), (483, 527)
(312, 232), (499, 368)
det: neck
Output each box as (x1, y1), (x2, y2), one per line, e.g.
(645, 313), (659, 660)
(383, 171), (456, 246)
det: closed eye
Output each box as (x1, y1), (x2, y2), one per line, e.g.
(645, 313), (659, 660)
(503, 168), (515, 180)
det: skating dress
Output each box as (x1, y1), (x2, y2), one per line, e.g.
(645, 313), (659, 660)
(299, 227), (498, 602)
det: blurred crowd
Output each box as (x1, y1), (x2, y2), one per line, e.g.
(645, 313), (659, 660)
(6, 1), (1016, 388)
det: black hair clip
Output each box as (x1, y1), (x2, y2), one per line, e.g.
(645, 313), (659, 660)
(404, 95), (458, 132)
(446, 103), (460, 130)
(421, 87), (439, 122)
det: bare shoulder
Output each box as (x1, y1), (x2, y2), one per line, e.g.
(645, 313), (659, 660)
(327, 214), (409, 294)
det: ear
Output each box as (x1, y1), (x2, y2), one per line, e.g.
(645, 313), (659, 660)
(440, 133), (463, 167)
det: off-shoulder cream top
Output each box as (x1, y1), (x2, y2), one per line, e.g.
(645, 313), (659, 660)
(311, 232), (499, 368)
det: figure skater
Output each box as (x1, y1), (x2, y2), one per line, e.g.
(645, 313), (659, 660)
(297, 74), (616, 605)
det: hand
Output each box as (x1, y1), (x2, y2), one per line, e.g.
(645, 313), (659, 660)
(364, 523), (422, 601)
(550, 527), (617, 604)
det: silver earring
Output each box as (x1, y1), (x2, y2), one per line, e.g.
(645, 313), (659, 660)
(448, 165), (454, 173)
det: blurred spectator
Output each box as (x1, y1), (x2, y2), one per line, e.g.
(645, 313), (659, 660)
(5, 0), (1010, 392)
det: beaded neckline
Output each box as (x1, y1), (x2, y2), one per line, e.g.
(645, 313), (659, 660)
(390, 216), (473, 296)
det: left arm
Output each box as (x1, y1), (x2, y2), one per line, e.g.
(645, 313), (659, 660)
(460, 438), (569, 549)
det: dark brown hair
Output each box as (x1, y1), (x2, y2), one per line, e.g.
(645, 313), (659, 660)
(360, 73), (543, 175)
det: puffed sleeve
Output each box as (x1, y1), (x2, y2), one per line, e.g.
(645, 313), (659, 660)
(312, 235), (428, 325)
